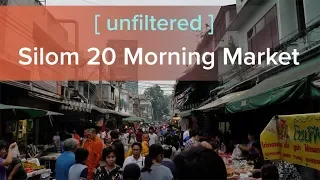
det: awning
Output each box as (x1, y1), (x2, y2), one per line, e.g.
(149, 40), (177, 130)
(0, 103), (63, 119)
(226, 55), (320, 113)
(123, 116), (144, 123)
(197, 90), (248, 111)
(177, 110), (193, 117)
(92, 105), (132, 117)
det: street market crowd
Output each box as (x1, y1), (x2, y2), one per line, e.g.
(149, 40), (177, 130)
(0, 119), (319, 180)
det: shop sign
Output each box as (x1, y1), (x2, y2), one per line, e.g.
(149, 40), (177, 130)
(261, 113), (320, 170)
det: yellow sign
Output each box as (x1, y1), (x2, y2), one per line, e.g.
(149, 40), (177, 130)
(260, 113), (320, 170)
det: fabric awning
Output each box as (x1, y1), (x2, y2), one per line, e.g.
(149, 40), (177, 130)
(197, 90), (248, 111)
(0, 103), (63, 119)
(226, 55), (320, 113)
(177, 110), (193, 117)
(92, 105), (132, 117)
(123, 116), (144, 123)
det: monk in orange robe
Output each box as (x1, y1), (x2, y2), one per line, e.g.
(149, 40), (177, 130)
(73, 130), (81, 142)
(83, 128), (103, 180)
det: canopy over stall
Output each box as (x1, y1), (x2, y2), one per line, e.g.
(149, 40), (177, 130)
(122, 116), (144, 123)
(92, 105), (133, 117)
(197, 90), (248, 111)
(0, 103), (63, 119)
(226, 55), (320, 113)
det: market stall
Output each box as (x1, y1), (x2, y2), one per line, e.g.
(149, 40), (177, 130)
(217, 153), (256, 179)
(39, 153), (61, 173)
(22, 159), (51, 179)
(0, 104), (63, 179)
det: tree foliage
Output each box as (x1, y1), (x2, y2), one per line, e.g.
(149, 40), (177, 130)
(143, 85), (170, 121)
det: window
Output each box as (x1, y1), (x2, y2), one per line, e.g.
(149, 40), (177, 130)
(219, 122), (230, 133)
(255, 18), (265, 33)
(111, 87), (115, 100)
(247, 5), (279, 55)
(296, 0), (306, 32)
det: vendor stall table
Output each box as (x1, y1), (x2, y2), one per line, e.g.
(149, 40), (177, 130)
(27, 168), (51, 179)
(40, 153), (61, 160)
(40, 153), (61, 177)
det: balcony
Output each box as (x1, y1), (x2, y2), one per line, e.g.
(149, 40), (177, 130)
(221, 15), (320, 94)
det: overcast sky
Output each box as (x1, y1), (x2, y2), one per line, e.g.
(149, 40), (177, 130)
(46, 0), (236, 95)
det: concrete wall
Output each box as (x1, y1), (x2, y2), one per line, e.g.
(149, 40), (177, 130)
(277, 0), (298, 43)
(304, 0), (320, 49)
(236, 0), (249, 13)
(304, 0), (320, 23)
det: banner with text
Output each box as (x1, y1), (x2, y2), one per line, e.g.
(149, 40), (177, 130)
(260, 113), (320, 170)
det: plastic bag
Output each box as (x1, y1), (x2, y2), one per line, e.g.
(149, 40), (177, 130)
(232, 144), (242, 159)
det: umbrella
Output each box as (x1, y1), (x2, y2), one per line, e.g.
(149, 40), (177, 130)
(0, 103), (63, 120)
(123, 116), (145, 123)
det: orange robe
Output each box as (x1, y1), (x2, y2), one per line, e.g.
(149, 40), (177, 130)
(74, 133), (80, 142)
(83, 137), (103, 180)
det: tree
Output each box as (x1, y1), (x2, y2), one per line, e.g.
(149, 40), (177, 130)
(143, 85), (170, 121)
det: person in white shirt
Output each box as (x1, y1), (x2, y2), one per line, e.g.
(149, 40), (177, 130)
(148, 127), (158, 146)
(182, 128), (190, 146)
(123, 142), (145, 169)
(180, 117), (191, 146)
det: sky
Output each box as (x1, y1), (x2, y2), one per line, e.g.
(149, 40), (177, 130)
(46, 0), (236, 95)
(46, 0), (236, 6)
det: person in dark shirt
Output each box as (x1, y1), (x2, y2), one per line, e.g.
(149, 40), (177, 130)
(174, 146), (227, 180)
(7, 158), (27, 180)
(110, 130), (125, 166)
(136, 129), (143, 143)
(123, 163), (140, 180)
(251, 141), (266, 179)
(161, 145), (176, 177)
(261, 164), (279, 180)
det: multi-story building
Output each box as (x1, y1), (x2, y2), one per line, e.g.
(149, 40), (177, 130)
(0, 0), (74, 142)
(219, 0), (320, 94)
(124, 81), (138, 95)
(139, 95), (153, 122)
(213, 5), (238, 83)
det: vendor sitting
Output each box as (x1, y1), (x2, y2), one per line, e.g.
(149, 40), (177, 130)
(239, 132), (258, 159)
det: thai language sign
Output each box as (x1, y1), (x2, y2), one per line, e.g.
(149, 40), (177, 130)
(260, 113), (320, 170)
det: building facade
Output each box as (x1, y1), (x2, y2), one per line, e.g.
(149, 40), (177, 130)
(139, 95), (153, 122)
(124, 81), (138, 95)
(219, 0), (320, 94)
